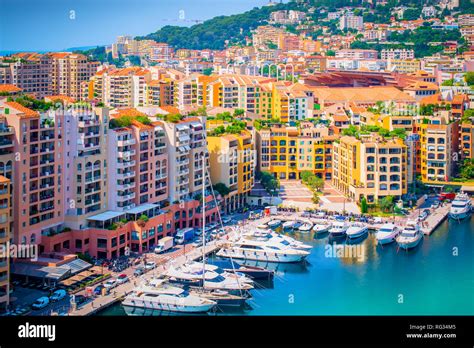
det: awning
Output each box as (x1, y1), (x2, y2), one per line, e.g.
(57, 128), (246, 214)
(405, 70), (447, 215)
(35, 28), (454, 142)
(11, 258), (92, 281)
(125, 203), (158, 216)
(87, 210), (125, 222)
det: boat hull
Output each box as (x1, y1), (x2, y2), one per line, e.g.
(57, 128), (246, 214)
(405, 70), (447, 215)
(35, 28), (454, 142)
(397, 237), (423, 250)
(217, 249), (307, 263)
(448, 210), (471, 220)
(346, 228), (368, 239)
(122, 299), (215, 313)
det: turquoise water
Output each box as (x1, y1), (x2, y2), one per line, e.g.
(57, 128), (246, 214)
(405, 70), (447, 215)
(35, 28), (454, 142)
(98, 218), (474, 316)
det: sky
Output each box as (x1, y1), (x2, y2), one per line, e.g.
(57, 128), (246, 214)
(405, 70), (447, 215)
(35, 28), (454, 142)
(0, 0), (274, 52)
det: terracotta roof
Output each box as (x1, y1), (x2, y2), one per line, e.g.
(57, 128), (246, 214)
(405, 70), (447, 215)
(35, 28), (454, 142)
(4, 101), (39, 118)
(45, 95), (76, 103)
(160, 106), (180, 114)
(111, 108), (148, 118)
(0, 84), (22, 93)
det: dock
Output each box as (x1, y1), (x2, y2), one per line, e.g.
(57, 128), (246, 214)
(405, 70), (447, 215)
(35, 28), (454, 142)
(418, 204), (450, 235)
(69, 240), (224, 316)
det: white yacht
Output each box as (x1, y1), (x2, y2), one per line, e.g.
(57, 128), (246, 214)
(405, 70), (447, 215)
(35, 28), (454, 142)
(298, 221), (313, 233)
(122, 283), (216, 313)
(282, 220), (302, 230)
(164, 264), (254, 291)
(328, 221), (348, 237)
(242, 229), (312, 250)
(449, 193), (472, 220)
(217, 239), (310, 263)
(375, 223), (400, 245)
(396, 221), (423, 250)
(267, 219), (282, 229)
(345, 223), (369, 239)
(312, 222), (331, 234)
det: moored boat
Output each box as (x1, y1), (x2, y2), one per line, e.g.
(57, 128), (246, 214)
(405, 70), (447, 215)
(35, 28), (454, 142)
(328, 221), (348, 237)
(345, 223), (369, 239)
(375, 223), (400, 245)
(449, 192), (472, 220)
(396, 221), (423, 250)
(298, 221), (313, 233)
(267, 219), (282, 229)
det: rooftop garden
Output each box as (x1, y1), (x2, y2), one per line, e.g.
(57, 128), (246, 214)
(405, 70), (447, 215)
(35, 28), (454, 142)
(7, 95), (54, 112)
(109, 114), (152, 129)
(342, 125), (407, 140)
(155, 113), (184, 123)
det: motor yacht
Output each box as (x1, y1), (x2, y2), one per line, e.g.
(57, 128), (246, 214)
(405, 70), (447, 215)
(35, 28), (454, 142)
(345, 223), (369, 239)
(449, 192), (472, 220)
(375, 223), (400, 245)
(396, 220), (423, 250)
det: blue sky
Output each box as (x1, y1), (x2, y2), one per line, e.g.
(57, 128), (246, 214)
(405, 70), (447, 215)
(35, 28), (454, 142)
(0, 0), (273, 51)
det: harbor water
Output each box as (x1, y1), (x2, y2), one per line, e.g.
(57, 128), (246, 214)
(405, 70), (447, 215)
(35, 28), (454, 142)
(98, 218), (474, 316)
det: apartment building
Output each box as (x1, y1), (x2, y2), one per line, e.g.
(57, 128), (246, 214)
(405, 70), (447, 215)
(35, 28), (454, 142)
(2, 101), (64, 248)
(48, 53), (99, 100)
(387, 59), (421, 74)
(339, 14), (364, 31)
(460, 123), (474, 160)
(256, 123), (333, 180)
(381, 49), (415, 60)
(332, 134), (408, 204)
(158, 117), (207, 203)
(207, 130), (254, 213)
(63, 107), (108, 230)
(335, 49), (378, 60)
(0, 53), (52, 98)
(272, 82), (311, 122)
(91, 67), (151, 108)
(0, 176), (10, 311)
(416, 114), (459, 183)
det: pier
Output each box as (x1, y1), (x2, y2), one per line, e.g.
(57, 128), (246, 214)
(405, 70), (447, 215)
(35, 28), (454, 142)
(69, 241), (224, 316)
(418, 205), (450, 235)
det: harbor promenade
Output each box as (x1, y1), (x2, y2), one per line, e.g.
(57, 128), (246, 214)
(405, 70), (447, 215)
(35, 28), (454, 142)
(69, 240), (224, 316)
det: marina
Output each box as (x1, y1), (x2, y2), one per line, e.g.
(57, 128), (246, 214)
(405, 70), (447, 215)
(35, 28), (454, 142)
(95, 204), (474, 316)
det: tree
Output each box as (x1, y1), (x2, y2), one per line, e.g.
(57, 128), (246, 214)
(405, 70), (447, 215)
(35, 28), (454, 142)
(259, 171), (280, 196)
(203, 68), (213, 76)
(378, 196), (394, 212)
(360, 196), (368, 214)
(325, 50), (336, 57)
(213, 183), (231, 197)
(464, 72), (474, 86)
(312, 192), (321, 205)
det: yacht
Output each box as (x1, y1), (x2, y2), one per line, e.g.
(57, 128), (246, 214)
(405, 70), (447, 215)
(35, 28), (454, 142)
(164, 264), (254, 291)
(396, 221), (423, 250)
(267, 219), (282, 229)
(187, 287), (249, 307)
(328, 221), (348, 237)
(449, 192), (472, 220)
(312, 222), (331, 234)
(375, 223), (400, 245)
(122, 283), (216, 313)
(298, 221), (313, 233)
(211, 260), (274, 280)
(345, 223), (369, 239)
(217, 239), (310, 263)
(242, 229), (312, 250)
(282, 220), (302, 230)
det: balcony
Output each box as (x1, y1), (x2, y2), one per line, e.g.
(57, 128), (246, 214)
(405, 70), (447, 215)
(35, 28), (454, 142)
(118, 150), (136, 158)
(117, 182), (136, 190)
(85, 175), (101, 184)
(117, 160), (136, 168)
(117, 139), (136, 147)
(117, 192), (136, 201)
(117, 171), (135, 180)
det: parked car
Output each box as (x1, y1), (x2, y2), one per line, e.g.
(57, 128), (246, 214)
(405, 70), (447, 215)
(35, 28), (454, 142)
(418, 209), (430, 222)
(431, 201), (440, 209)
(31, 296), (50, 310)
(221, 217), (232, 225)
(103, 279), (118, 290)
(133, 266), (145, 277)
(93, 284), (104, 296)
(117, 274), (129, 284)
(144, 261), (156, 270)
(49, 289), (67, 302)
(73, 295), (87, 306)
(438, 192), (456, 202)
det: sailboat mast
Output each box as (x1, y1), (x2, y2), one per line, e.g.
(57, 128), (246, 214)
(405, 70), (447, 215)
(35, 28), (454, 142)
(202, 152), (206, 287)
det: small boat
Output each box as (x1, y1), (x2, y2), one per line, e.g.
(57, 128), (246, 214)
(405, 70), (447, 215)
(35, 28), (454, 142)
(449, 192), (472, 220)
(375, 223), (400, 245)
(396, 221), (423, 250)
(210, 260), (274, 280)
(188, 287), (249, 307)
(298, 221), (313, 233)
(328, 221), (348, 237)
(312, 223), (330, 234)
(267, 219), (282, 229)
(256, 223), (268, 230)
(345, 223), (369, 239)
(282, 220), (296, 230)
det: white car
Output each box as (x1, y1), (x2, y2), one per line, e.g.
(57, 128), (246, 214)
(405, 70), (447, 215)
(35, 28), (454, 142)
(144, 261), (156, 270)
(49, 289), (67, 302)
(116, 274), (129, 284)
(31, 296), (50, 310)
(103, 279), (118, 289)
